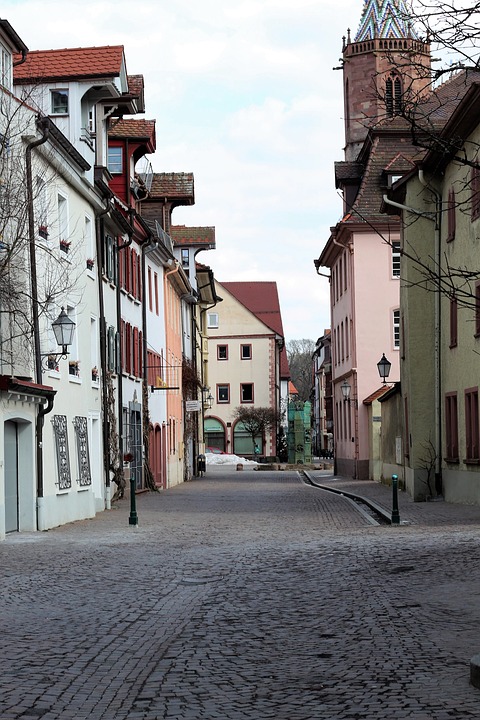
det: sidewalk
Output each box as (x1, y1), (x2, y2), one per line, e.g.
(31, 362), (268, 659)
(306, 470), (480, 526)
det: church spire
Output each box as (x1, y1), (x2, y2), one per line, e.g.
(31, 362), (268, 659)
(355, 0), (416, 42)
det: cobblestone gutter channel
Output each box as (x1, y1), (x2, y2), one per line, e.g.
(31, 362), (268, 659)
(302, 471), (391, 526)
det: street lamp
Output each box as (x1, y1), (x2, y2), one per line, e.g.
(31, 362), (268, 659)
(41, 307), (75, 370)
(202, 386), (214, 410)
(377, 353), (392, 384)
(340, 379), (357, 407)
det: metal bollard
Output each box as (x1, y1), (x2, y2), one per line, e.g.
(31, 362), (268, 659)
(391, 474), (400, 525)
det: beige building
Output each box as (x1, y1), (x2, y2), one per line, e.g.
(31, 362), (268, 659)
(204, 280), (286, 458)
(386, 77), (480, 502)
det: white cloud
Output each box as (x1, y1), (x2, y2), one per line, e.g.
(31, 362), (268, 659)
(3, 0), (363, 339)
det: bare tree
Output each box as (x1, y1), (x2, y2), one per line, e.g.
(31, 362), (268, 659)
(232, 406), (279, 455)
(338, 2), (480, 312)
(0, 94), (84, 375)
(286, 339), (315, 402)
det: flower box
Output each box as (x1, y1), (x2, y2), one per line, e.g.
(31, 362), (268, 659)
(69, 361), (80, 376)
(60, 240), (70, 253)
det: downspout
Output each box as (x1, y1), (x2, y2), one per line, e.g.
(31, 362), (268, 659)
(418, 169), (443, 496)
(26, 117), (51, 529)
(95, 199), (113, 508)
(383, 175), (442, 495)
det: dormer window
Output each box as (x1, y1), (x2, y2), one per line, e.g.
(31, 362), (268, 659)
(108, 146), (123, 174)
(0, 43), (12, 90)
(51, 90), (69, 115)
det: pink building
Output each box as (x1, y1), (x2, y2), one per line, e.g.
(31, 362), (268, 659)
(315, 0), (430, 478)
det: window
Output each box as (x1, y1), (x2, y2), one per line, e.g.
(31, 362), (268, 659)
(241, 383), (254, 403)
(0, 43), (12, 90)
(476, 283), (480, 337)
(103, 235), (117, 284)
(217, 384), (229, 403)
(241, 344), (252, 360)
(447, 187), (456, 241)
(450, 295), (458, 348)
(217, 345), (228, 360)
(51, 90), (68, 115)
(181, 248), (189, 268)
(108, 146), (123, 174)
(85, 215), (94, 263)
(386, 75), (402, 116)
(208, 312), (219, 328)
(57, 193), (68, 243)
(465, 388), (479, 461)
(472, 166), (480, 221)
(392, 242), (401, 277)
(393, 309), (400, 349)
(445, 393), (459, 462)
(36, 176), (48, 239)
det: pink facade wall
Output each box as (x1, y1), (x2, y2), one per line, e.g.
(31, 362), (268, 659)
(332, 231), (400, 477)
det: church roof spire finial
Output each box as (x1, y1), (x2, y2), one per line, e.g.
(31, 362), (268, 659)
(354, 0), (417, 42)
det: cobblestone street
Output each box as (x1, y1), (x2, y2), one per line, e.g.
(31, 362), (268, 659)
(2, 467), (480, 719)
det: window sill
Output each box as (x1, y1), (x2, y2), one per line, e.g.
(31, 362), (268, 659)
(68, 376), (82, 385)
(464, 458), (480, 465)
(444, 457), (459, 464)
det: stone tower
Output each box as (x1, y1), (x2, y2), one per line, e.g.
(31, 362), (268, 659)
(342, 0), (431, 161)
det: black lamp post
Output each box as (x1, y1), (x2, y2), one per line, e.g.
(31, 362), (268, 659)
(377, 353), (392, 384)
(341, 379), (357, 407)
(41, 307), (75, 370)
(202, 386), (214, 410)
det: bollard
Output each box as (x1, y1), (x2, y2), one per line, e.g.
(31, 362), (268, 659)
(129, 476), (138, 526)
(391, 474), (400, 525)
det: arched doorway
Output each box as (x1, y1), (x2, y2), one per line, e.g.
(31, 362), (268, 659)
(204, 418), (225, 452)
(233, 421), (262, 457)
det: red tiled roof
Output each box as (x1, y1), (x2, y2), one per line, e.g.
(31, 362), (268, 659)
(149, 172), (194, 200)
(108, 118), (155, 140)
(13, 45), (125, 83)
(221, 281), (285, 339)
(171, 225), (215, 247)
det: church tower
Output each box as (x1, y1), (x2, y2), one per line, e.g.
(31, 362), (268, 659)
(342, 0), (431, 161)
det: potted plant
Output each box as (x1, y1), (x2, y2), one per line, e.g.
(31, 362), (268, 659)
(47, 354), (59, 371)
(38, 225), (49, 240)
(91, 366), (98, 381)
(69, 360), (80, 376)
(59, 239), (70, 253)
(86, 258), (94, 270)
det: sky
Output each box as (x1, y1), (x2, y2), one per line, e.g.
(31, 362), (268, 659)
(3, 0), (364, 342)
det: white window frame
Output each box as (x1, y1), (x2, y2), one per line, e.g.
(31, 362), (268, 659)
(392, 241), (401, 278)
(51, 89), (69, 115)
(0, 43), (12, 90)
(393, 309), (400, 349)
(108, 146), (123, 174)
(207, 312), (219, 328)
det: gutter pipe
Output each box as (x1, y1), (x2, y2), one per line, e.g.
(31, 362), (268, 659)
(25, 118), (52, 529)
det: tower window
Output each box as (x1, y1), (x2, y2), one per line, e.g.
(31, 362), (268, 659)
(386, 76), (402, 117)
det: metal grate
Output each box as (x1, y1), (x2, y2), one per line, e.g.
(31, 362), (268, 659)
(73, 416), (92, 487)
(52, 414), (72, 490)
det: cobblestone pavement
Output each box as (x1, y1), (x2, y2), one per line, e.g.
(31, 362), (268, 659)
(2, 466), (480, 719)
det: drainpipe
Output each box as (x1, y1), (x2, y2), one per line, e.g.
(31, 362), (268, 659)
(95, 200), (113, 508)
(383, 172), (442, 495)
(25, 117), (52, 529)
(418, 169), (443, 496)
